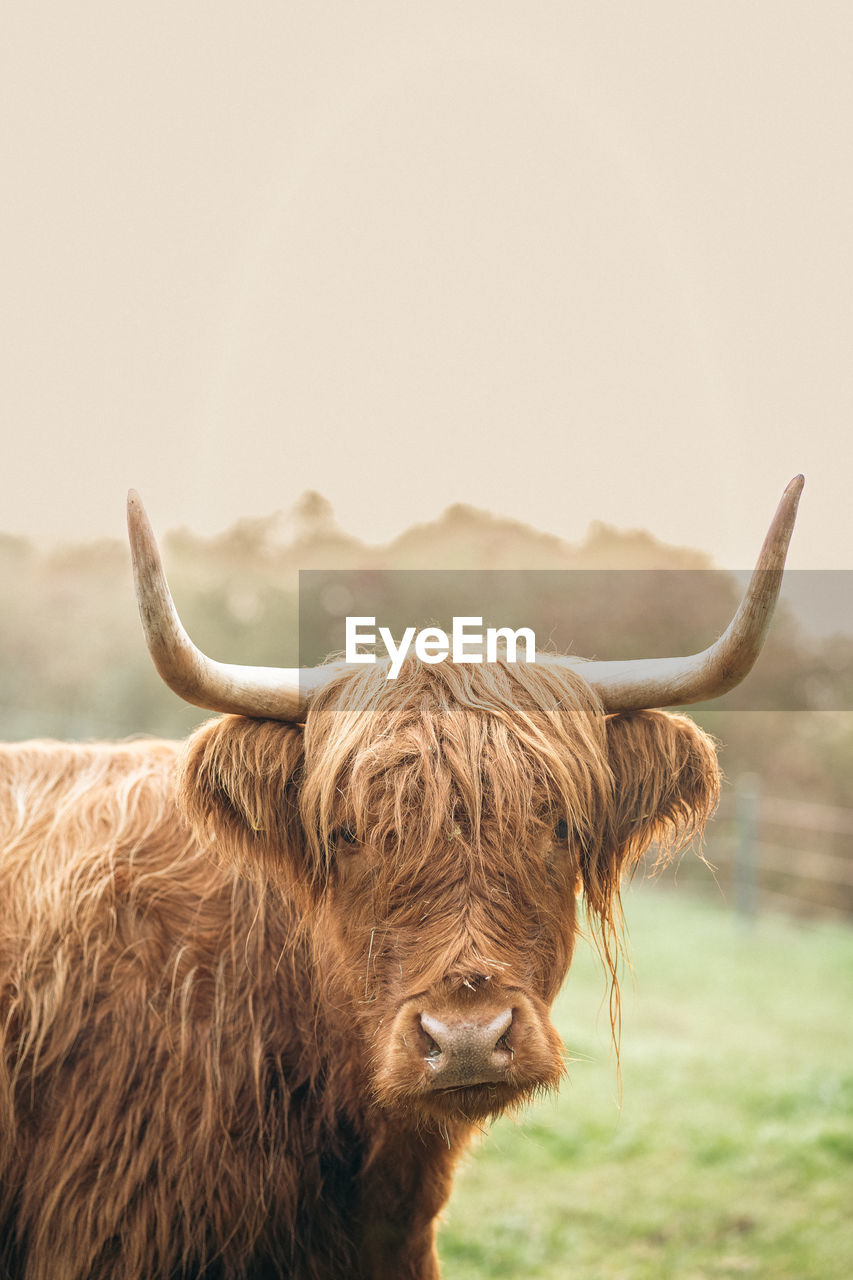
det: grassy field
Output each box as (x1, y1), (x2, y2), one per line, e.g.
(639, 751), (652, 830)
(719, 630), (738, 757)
(437, 884), (853, 1279)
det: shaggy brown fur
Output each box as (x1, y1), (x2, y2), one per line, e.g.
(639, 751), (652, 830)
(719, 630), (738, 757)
(0, 658), (719, 1278)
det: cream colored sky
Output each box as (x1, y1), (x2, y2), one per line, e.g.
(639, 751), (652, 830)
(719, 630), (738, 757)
(2, 2), (851, 568)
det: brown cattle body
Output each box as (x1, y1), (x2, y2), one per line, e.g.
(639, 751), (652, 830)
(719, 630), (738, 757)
(0, 660), (719, 1279)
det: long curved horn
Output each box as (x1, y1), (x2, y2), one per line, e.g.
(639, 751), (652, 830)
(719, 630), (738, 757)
(546, 475), (804, 712)
(127, 491), (341, 720)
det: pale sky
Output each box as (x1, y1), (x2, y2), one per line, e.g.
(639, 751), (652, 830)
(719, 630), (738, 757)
(2, 2), (851, 569)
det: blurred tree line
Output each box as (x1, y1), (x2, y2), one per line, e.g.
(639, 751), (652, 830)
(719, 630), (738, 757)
(2, 493), (853, 820)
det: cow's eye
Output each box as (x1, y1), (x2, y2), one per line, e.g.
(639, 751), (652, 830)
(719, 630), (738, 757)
(336, 826), (359, 846)
(554, 819), (569, 842)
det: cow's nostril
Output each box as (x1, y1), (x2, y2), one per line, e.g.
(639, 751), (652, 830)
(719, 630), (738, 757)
(419, 1012), (449, 1057)
(417, 1014), (444, 1059)
(491, 1009), (513, 1048)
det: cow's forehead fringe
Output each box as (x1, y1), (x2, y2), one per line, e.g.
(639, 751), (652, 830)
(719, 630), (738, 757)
(300, 657), (611, 853)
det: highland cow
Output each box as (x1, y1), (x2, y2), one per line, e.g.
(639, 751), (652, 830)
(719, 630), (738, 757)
(0, 479), (802, 1279)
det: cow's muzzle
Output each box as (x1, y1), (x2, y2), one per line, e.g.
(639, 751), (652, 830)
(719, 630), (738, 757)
(373, 988), (564, 1117)
(420, 1007), (514, 1088)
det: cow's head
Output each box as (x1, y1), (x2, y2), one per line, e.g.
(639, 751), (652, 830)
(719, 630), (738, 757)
(127, 478), (802, 1124)
(177, 662), (719, 1121)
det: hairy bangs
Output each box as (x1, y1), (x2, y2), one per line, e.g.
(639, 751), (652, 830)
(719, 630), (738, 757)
(300, 656), (612, 872)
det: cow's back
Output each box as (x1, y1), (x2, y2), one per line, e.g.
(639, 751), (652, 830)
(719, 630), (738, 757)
(0, 738), (198, 1025)
(0, 737), (185, 886)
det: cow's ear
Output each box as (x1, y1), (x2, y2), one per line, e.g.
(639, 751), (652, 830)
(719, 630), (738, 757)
(583, 710), (721, 911)
(178, 715), (308, 885)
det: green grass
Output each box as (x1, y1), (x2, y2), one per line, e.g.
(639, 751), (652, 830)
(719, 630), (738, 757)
(437, 885), (853, 1279)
